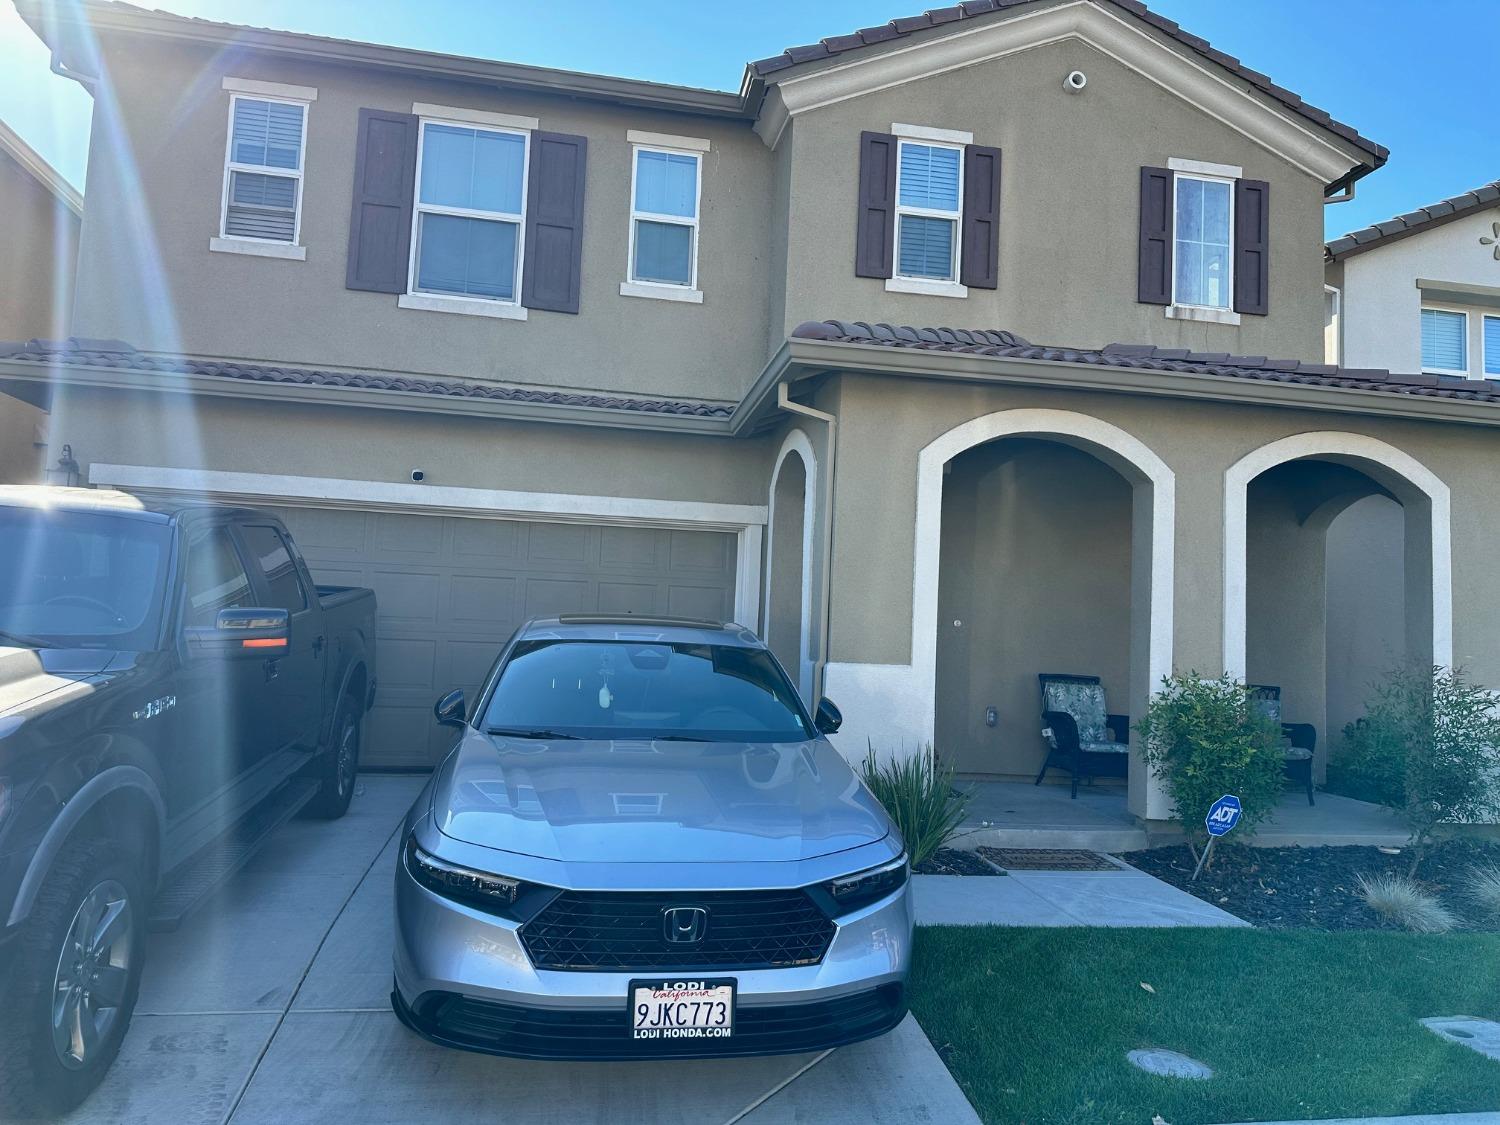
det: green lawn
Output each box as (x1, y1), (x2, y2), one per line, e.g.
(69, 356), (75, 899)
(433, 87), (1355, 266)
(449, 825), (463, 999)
(908, 927), (1500, 1125)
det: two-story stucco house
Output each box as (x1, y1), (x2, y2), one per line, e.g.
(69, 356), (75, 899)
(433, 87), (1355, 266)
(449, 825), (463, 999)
(9, 0), (1500, 825)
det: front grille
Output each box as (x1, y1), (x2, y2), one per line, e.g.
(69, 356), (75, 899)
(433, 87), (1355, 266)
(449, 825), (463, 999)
(411, 984), (904, 1060)
(519, 888), (836, 972)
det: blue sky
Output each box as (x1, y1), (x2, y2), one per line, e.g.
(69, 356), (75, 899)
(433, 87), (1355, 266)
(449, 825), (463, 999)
(1, 0), (1495, 239)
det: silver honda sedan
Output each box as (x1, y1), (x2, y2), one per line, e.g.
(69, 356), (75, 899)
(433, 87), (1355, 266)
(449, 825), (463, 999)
(392, 615), (912, 1060)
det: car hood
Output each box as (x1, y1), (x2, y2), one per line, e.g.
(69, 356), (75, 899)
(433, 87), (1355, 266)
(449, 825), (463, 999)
(0, 646), (126, 718)
(432, 731), (893, 864)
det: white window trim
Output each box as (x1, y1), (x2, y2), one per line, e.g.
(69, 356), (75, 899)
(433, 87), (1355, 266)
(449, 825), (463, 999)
(1169, 169), (1235, 315)
(625, 142), (703, 296)
(222, 76), (318, 102)
(406, 115), (530, 311)
(1484, 313), (1500, 380)
(891, 137), (965, 290)
(209, 237), (306, 261)
(892, 122), (973, 145)
(1323, 283), (1342, 366)
(411, 103), (538, 132)
(217, 91), (309, 250)
(1168, 156), (1241, 178)
(1420, 304), (1470, 377)
(626, 129), (710, 153)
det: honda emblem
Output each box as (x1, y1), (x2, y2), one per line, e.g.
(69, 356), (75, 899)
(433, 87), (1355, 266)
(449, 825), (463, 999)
(662, 906), (708, 945)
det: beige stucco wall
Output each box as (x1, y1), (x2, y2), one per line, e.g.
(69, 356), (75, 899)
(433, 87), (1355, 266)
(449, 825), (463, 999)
(1325, 494), (1407, 744)
(72, 36), (773, 404)
(935, 438), (1132, 776)
(779, 36), (1329, 359)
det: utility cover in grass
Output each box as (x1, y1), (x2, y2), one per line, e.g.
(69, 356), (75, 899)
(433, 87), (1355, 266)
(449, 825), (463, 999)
(1127, 1049), (1213, 1079)
(1421, 1016), (1500, 1061)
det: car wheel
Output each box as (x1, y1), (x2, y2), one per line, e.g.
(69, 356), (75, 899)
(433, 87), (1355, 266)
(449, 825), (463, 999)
(0, 834), (146, 1118)
(306, 694), (361, 819)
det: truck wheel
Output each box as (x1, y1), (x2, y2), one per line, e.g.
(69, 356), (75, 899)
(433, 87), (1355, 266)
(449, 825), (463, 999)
(306, 695), (361, 819)
(0, 834), (146, 1117)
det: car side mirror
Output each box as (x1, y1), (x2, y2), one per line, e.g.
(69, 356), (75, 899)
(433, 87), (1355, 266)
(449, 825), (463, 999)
(184, 607), (289, 659)
(814, 696), (843, 735)
(434, 689), (466, 729)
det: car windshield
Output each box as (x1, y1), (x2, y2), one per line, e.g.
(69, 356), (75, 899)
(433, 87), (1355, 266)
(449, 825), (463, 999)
(481, 639), (813, 742)
(0, 507), (172, 649)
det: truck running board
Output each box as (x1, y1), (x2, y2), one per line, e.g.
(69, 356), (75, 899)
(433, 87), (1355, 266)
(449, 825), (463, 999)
(147, 778), (320, 932)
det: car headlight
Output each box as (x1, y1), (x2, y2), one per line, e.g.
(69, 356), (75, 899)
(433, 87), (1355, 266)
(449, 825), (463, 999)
(404, 836), (526, 917)
(823, 854), (908, 915)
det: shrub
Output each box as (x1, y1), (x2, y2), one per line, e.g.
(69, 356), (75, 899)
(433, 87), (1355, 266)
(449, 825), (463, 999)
(1356, 872), (1457, 933)
(1135, 673), (1286, 857)
(1339, 663), (1500, 874)
(860, 745), (970, 869)
(1461, 863), (1500, 922)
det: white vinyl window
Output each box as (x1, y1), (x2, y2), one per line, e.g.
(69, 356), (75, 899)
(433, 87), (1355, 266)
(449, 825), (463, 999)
(408, 119), (529, 306)
(1172, 172), (1233, 309)
(219, 94), (307, 245)
(1420, 307), (1468, 375)
(1484, 314), (1500, 378)
(894, 140), (963, 283)
(627, 145), (701, 291)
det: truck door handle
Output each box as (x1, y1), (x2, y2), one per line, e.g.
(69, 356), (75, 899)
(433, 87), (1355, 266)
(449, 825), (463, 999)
(312, 635), (326, 656)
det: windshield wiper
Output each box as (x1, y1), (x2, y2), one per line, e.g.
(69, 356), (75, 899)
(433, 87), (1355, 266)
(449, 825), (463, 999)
(0, 627), (51, 649)
(647, 734), (710, 742)
(485, 727), (585, 740)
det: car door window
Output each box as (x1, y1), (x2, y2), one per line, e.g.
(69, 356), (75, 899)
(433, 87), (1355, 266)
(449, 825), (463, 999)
(182, 527), (253, 626)
(240, 525), (308, 613)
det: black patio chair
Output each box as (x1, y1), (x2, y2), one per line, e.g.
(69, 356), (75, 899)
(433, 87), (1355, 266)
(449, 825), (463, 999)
(1249, 685), (1317, 806)
(1036, 673), (1130, 799)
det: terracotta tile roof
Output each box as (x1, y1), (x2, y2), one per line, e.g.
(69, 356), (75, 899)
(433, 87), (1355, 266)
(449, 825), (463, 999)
(0, 339), (735, 418)
(790, 320), (1500, 403)
(1326, 179), (1500, 261)
(751, 0), (1387, 178)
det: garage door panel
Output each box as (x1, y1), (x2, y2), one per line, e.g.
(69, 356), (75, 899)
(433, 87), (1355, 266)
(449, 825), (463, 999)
(286, 507), (738, 769)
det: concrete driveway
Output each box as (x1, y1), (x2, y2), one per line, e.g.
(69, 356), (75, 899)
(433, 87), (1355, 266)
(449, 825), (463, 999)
(52, 775), (978, 1125)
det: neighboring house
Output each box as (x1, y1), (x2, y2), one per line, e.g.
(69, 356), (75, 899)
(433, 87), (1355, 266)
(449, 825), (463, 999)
(0, 118), (81, 483)
(12, 0), (1496, 827)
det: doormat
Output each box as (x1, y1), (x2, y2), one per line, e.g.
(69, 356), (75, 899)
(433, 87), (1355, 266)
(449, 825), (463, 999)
(977, 847), (1120, 871)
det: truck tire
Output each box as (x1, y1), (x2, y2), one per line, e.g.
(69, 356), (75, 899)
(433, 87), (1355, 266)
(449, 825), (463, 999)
(305, 694), (361, 819)
(0, 834), (147, 1117)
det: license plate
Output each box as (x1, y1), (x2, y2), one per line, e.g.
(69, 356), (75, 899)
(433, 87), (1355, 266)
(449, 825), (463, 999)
(628, 978), (735, 1042)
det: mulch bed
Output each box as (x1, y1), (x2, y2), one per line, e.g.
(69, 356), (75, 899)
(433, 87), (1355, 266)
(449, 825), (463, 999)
(1124, 839), (1500, 930)
(914, 847), (1005, 876)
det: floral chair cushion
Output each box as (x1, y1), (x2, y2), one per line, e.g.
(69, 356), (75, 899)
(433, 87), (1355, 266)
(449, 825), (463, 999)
(1042, 680), (1111, 747)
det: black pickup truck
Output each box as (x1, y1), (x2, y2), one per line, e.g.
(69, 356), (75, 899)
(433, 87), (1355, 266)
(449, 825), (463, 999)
(0, 486), (377, 1115)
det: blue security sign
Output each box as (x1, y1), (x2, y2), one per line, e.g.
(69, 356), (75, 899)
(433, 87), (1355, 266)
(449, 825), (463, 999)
(1205, 794), (1242, 837)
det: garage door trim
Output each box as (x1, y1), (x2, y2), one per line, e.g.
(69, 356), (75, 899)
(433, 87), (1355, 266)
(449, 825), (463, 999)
(89, 462), (766, 629)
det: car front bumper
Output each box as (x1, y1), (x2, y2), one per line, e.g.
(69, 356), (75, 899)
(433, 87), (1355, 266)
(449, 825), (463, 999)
(392, 845), (914, 1060)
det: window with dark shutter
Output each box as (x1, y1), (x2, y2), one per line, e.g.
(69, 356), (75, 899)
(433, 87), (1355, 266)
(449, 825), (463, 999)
(345, 109), (418, 293)
(855, 131), (898, 279)
(1137, 166), (1172, 305)
(1233, 178), (1270, 316)
(521, 131), (588, 314)
(960, 144), (1001, 290)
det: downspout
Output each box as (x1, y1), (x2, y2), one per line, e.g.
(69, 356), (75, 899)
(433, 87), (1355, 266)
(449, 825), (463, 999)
(776, 381), (836, 703)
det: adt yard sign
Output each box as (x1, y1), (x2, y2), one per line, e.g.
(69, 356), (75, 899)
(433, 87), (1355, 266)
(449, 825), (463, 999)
(1206, 795), (1242, 837)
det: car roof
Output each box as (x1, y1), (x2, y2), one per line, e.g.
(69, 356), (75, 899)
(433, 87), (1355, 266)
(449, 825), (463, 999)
(0, 485), (265, 524)
(517, 614), (763, 648)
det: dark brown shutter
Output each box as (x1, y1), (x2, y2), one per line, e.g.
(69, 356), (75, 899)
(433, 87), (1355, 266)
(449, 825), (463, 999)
(521, 131), (588, 314)
(345, 109), (419, 294)
(1137, 166), (1173, 305)
(1233, 178), (1270, 316)
(854, 131), (898, 279)
(960, 144), (1001, 289)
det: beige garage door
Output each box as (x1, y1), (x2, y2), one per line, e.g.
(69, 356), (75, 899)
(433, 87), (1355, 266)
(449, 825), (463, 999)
(275, 507), (739, 769)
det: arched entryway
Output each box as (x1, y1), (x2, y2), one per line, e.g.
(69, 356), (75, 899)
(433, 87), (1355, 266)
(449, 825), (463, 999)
(764, 430), (816, 702)
(1224, 432), (1451, 784)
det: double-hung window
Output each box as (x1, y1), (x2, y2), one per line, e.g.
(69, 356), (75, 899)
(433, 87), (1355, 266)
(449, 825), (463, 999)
(1483, 315), (1500, 378)
(219, 94), (307, 248)
(1420, 307), (1468, 375)
(1172, 173), (1233, 310)
(625, 142), (702, 298)
(895, 140), (963, 284)
(409, 120), (528, 307)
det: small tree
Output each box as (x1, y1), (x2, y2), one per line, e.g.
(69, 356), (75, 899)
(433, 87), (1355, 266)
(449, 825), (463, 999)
(1135, 673), (1286, 859)
(1339, 663), (1500, 874)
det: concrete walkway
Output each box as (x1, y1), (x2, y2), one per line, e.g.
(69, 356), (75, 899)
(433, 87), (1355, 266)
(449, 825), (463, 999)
(54, 774), (979, 1125)
(914, 858), (1249, 927)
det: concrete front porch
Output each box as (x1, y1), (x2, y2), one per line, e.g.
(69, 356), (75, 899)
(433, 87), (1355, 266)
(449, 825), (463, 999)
(954, 778), (1411, 852)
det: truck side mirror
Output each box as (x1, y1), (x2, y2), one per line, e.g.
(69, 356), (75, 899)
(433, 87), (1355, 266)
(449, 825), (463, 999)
(434, 688), (466, 728)
(184, 608), (289, 659)
(814, 696), (843, 735)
